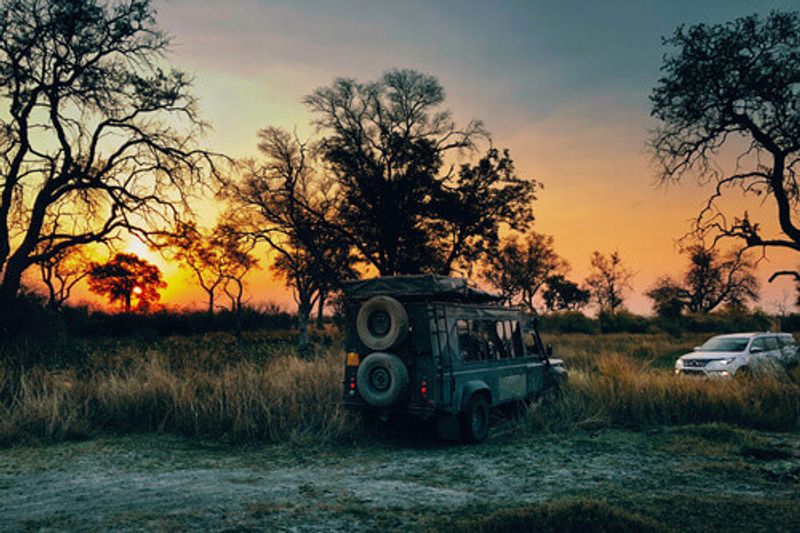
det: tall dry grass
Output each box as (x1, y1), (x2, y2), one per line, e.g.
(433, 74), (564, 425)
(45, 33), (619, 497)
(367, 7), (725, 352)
(1, 335), (357, 446)
(2, 332), (799, 447)
(524, 354), (800, 432)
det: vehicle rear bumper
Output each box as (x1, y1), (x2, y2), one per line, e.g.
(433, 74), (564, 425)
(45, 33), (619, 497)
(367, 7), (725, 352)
(343, 400), (438, 419)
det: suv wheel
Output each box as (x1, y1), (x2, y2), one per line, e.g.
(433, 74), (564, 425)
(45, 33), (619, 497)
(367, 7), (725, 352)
(461, 394), (490, 443)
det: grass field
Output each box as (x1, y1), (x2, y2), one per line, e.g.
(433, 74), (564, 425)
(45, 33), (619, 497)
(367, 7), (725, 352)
(2, 331), (799, 446)
(1, 331), (799, 531)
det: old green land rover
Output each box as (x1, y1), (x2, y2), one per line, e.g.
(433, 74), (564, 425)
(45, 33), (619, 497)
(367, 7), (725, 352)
(342, 275), (565, 442)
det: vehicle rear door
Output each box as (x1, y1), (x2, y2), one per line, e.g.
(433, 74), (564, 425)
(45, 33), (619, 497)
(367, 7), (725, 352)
(749, 337), (769, 364)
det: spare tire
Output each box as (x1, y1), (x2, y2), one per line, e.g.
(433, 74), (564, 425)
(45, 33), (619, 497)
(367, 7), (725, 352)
(356, 296), (409, 351)
(356, 352), (409, 407)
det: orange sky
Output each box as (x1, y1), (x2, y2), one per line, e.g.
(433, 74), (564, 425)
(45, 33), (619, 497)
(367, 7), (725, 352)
(56, 1), (800, 314)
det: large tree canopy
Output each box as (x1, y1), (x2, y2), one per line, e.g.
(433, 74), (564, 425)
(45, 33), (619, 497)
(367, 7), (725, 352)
(304, 69), (538, 275)
(650, 11), (800, 262)
(0, 0), (215, 304)
(87, 252), (164, 313)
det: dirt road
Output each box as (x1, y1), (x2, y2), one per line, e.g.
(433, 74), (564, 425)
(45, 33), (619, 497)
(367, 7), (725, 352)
(2, 426), (799, 531)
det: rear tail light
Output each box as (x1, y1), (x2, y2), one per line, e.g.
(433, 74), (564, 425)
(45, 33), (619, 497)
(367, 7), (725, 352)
(420, 380), (428, 398)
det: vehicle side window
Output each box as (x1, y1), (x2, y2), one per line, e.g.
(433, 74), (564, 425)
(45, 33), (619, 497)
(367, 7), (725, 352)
(506, 321), (520, 357)
(764, 337), (780, 351)
(511, 321), (524, 357)
(778, 336), (796, 348)
(457, 320), (479, 362)
(488, 320), (507, 359)
(751, 338), (767, 351)
(495, 321), (512, 359)
(458, 320), (498, 363)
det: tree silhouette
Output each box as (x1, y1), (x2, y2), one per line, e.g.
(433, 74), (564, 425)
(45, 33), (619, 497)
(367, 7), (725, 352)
(37, 245), (91, 310)
(647, 245), (759, 317)
(650, 11), (800, 271)
(224, 127), (356, 350)
(584, 251), (633, 313)
(164, 221), (257, 316)
(542, 275), (590, 312)
(0, 0), (216, 305)
(482, 232), (568, 311)
(34, 213), (92, 309)
(646, 278), (687, 320)
(87, 253), (165, 313)
(304, 69), (537, 275)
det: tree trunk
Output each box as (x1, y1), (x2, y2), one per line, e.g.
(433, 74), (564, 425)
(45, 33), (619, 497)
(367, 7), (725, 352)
(124, 293), (131, 314)
(0, 259), (25, 305)
(316, 292), (326, 330)
(207, 290), (215, 316)
(298, 303), (311, 356)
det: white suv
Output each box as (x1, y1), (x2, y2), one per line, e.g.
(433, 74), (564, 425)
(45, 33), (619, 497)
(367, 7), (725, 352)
(674, 332), (798, 378)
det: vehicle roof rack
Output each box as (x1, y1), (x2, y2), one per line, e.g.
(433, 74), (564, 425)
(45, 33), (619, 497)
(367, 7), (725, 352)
(342, 274), (503, 303)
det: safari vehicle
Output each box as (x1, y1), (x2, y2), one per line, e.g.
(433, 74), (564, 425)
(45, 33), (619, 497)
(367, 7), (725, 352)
(674, 332), (799, 378)
(341, 275), (565, 443)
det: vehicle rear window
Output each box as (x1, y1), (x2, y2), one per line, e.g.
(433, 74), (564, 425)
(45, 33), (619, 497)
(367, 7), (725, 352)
(699, 337), (749, 352)
(779, 336), (796, 347)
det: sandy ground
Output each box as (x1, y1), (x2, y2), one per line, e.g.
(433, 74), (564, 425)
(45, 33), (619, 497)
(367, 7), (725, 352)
(1, 426), (799, 532)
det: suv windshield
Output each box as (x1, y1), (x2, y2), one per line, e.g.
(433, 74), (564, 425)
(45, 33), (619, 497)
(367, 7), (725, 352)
(699, 337), (749, 352)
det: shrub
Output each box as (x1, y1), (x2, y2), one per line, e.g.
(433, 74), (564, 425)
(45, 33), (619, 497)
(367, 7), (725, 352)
(539, 311), (600, 334)
(598, 310), (653, 334)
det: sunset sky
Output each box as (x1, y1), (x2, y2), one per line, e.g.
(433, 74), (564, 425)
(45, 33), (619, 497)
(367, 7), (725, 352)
(63, 0), (800, 313)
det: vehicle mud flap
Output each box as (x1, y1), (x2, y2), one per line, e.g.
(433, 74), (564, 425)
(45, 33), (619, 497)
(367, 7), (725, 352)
(436, 415), (461, 441)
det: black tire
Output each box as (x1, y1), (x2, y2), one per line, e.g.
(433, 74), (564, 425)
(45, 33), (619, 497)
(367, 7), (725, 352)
(356, 296), (409, 351)
(461, 393), (490, 443)
(356, 352), (409, 407)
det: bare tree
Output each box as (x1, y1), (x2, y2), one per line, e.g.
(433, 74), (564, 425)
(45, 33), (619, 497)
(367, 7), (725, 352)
(37, 245), (91, 310)
(584, 251), (633, 313)
(0, 0), (216, 305)
(164, 221), (256, 316)
(224, 127), (356, 351)
(482, 231), (568, 311)
(650, 12), (800, 271)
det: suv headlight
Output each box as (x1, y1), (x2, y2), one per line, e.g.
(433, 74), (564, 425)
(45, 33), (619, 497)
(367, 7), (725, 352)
(675, 359), (684, 369)
(712, 358), (734, 366)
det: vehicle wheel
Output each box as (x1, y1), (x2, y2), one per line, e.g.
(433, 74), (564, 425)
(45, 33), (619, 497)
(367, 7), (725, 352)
(356, 296), (409, 351)
(356, 352), (409, 407)
(461, 394), (490, 443)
